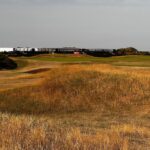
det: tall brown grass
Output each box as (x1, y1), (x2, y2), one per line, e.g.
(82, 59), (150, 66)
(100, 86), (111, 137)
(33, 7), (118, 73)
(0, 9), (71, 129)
(0, 64), (150, 149)
(0, 113), (129, 150)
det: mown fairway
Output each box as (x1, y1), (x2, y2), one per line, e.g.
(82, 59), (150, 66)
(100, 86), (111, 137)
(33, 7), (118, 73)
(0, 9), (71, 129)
(0, 55), (150, 150)
(29, 54), (150, 67)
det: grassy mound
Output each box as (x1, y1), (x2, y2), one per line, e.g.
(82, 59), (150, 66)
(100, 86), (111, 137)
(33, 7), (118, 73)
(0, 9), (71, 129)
(0, 54), (17, 70)
(0, 65), (149, 115)
(0, 65), (150, 149)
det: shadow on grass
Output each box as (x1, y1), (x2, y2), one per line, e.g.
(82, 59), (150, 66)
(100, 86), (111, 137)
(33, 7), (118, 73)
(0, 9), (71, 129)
(24, 68), (51, 74)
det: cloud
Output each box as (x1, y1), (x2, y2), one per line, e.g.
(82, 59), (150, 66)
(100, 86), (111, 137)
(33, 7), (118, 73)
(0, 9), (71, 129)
(0, 0), (75, 4)
(0, 0), (150, 6)
(79, 0), (150, 6)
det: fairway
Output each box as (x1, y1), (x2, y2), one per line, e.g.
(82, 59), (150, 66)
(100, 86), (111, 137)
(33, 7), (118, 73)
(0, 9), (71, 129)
(27, 54), (150, 67)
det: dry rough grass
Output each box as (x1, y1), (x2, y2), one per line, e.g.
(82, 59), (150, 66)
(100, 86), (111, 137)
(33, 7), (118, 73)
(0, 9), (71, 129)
(0, 113), (129, 150)
(0, 64), (150, 150)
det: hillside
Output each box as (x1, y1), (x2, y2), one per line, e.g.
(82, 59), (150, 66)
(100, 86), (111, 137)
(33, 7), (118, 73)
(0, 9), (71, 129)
(0, 57), (149, 149)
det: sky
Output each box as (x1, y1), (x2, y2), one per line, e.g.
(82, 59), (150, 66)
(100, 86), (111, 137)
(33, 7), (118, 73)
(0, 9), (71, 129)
(0, 0), (150, 51)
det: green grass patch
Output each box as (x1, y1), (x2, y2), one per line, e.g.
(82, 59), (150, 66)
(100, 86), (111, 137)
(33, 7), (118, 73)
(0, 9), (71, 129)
(12, 58), (28, 69)
(27, 55), (150, 67)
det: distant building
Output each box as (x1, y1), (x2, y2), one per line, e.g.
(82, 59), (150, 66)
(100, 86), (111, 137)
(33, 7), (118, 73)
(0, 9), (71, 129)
(14, 47), (38, 52)
(38, 48), (55, 53)
(55, 47), (81, 54)
(88, 49), (113, 52)
(0, 48), (14, 52)
(74, 51), (80, 55)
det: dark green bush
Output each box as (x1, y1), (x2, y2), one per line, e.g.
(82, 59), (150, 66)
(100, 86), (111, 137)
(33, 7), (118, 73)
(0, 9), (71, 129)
(0, 54), (17, 69)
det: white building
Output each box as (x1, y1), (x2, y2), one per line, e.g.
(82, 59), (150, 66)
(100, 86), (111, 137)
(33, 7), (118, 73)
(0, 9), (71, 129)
(15, 47), (38, 52)
(0, 48), (14, 52)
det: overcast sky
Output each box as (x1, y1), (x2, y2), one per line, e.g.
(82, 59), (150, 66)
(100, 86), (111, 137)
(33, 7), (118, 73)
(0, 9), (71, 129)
(0, 0), (150, 50)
